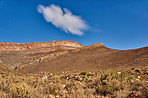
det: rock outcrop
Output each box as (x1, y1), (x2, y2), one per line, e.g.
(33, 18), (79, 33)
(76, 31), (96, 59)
(0, 40), (83, 51)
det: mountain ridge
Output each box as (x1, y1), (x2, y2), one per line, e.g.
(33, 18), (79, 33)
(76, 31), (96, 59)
(0, 40), (83, 51)
(0, 40), (147, 74)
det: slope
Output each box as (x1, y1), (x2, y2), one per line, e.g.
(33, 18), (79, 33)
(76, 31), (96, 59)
(0, 41), (83, 69)
(19, 44), (148, 74)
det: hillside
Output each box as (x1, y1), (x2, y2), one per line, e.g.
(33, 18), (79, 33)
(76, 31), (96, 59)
(16, 43), (148, 74)
(0, 40), (148, 97)
(0, 40), (148, 74)
(0, 41), (83, 69)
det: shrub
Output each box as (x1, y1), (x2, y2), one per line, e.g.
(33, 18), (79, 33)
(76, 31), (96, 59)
(95, 71), (132, 96)
(131, 81), (148, 97)
(80, 71), (87, 75)
(96, 79), (121, 96)
(9, 82), (33, 98)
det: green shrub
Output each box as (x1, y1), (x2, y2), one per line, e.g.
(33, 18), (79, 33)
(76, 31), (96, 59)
(135, 68), (144, 74)
(127, 75), (135, 83)
(80, 72), (87, 75)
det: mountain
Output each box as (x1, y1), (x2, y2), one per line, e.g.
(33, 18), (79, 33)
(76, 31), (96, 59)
(0, 40), (147, 74)
(0, 41), (83, 69)
(0, 41), (147, 98)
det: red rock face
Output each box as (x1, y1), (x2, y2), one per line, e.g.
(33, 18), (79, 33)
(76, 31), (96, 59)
(0, 40), (83, 51)
(0, 40), (84, 69)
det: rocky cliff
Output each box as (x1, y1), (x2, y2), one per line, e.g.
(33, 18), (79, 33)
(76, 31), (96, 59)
(0, 40), (84, 69)
(0, 40), (83, 51)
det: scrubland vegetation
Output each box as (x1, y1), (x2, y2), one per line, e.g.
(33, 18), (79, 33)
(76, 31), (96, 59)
(0, 67), (148, 98)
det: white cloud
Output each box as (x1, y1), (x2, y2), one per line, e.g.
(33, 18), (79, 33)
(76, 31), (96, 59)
(37, 4), (88, 36)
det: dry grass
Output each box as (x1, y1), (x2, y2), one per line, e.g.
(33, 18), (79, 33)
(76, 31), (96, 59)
(0, 66), (148, 97)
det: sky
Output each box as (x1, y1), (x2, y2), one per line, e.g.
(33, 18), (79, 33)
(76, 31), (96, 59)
(0, 0), (148, 50)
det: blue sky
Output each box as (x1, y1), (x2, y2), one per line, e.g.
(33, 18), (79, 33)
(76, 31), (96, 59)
(0, 0), (148, 50)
